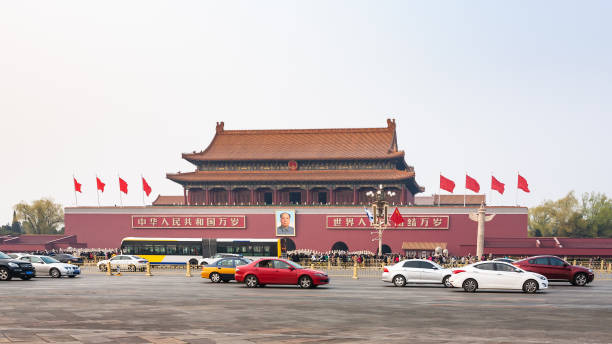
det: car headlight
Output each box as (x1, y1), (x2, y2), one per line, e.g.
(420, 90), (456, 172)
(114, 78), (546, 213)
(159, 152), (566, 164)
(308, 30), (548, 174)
(8, 262), (18, 268)
(538, 275), (546, 281)
(314, 273), (327, 277)
(588, 269), (593, 273)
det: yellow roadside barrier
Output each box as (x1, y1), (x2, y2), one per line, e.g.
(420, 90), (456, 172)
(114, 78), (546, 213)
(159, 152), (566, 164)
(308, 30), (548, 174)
(186, 261), (192, 277)
(352, 260), (358, 280)
(146, 262), (153, 276)
(106, 261), (112, 276)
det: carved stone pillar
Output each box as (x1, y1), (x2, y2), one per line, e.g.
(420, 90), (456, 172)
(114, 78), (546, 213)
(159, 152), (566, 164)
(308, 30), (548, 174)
(205, 187), (210, 205)
(306, 187), (311, 205)
(184, 187), (188, 206)
(400, 185), (406, 205)
(227, 187), (232, 205)
(353, 185), (357, 205)
(250, 188), (255, 205)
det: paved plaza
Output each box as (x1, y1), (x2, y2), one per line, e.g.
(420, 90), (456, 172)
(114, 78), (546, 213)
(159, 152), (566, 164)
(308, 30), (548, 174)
(1, 269), (611, 343)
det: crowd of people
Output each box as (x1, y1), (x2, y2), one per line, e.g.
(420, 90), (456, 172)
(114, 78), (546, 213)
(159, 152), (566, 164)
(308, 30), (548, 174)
(22, 248), (121, 261)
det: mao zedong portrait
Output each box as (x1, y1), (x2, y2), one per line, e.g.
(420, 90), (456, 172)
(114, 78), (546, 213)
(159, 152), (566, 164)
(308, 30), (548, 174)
(276, 212), (295, 236)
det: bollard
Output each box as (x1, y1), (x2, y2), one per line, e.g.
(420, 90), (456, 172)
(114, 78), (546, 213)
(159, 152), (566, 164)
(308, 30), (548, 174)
(106, 261), (112, 276)
(600, 260), (605, 272)
(352, 260), (358, 279)
(327, 259), (331, 270)
(608, 263), (611, 273)
(186, 261), (192, 277)
(310, 262), (314, 270)
(336, 257), (341, 267)
(573, 259), (576, 266)
(145, 261), (153, 276)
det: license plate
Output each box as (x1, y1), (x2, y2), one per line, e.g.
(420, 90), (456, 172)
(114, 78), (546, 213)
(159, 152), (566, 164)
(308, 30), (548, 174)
(25, 271), (33, 275)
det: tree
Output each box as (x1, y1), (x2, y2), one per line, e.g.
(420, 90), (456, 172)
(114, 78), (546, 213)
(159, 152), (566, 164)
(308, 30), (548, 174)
(580, 192), (612, 237)
(528, 191), (612, 238)
(14, 198), (64, 234)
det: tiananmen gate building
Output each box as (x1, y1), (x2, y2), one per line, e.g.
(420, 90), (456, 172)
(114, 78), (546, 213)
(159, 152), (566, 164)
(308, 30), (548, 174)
(59, 119), (612, 257)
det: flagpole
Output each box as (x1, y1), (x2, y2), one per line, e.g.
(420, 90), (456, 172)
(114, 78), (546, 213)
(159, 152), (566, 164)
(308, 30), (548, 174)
(96, 174), (100, 207)
(73, 173), (78, 206)
(490, 171), (493, 206)
(438, 172), (441, 207)
(515, 171), (519, 206)
(141, 174), (145, 206)
(464, 172), (466, 207)
(118, 173), (123, 206)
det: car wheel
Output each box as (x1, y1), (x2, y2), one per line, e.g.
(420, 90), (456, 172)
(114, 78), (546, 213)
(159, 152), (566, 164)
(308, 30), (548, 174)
(393, 275), (406, 287)
(189, 259), (198, 267)
(128, 265), (136, 272)
(20, 276), (32, 281)
(0, 267), (11, 281)
(299, 275), (313, 288)
(245, 275), (259, 288)
(99, 264), (106, 271)
(50, 268), (61, 278)
(462, 278), (478, 292)
(523, 279), (538, 293)
(573, 273), (588, 286)
(210, 272), (221, 283)
(443, 275), (452, 288)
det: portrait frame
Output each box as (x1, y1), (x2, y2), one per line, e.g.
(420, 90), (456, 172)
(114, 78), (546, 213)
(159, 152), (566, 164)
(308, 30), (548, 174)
(275, 209), (296, 237)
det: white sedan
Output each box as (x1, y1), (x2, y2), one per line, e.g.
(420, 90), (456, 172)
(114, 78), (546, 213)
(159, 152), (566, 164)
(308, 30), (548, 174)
(97, 255), (148, 272)
(20, 255), (80, 278)
(448, 261), (548, 293)
(382, 259), (454, 287)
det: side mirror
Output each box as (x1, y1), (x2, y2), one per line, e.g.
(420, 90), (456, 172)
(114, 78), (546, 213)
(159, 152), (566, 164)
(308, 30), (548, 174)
(514, 269), (523, 273)
(289, 266), (295, 271)
(563, 263), (569, 267)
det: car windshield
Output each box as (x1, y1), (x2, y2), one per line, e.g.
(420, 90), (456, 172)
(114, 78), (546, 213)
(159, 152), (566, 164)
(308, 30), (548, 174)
(41, 256), (60, 264)
(286, 260), (303, 269)
(0, 251), (10, 259)
(133, 256), (143, 260)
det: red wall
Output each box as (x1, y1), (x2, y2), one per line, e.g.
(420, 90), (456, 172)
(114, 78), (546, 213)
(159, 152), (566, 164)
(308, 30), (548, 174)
(65, 206), (527, 255)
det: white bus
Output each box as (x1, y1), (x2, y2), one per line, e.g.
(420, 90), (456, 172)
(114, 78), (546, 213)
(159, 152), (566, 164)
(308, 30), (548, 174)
(120, 237), (282, 266)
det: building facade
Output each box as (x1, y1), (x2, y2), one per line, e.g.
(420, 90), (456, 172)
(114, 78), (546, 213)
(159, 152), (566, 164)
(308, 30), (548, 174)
(61, 120), (541, 257)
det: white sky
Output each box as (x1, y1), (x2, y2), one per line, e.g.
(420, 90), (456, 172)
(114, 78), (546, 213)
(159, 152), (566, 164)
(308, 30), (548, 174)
(1, 1), (611, 225)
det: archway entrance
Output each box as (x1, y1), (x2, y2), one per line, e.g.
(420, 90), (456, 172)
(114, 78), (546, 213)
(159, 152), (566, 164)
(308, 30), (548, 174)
(331, 241), (349, 251)
(281, 238), (296, 252)
(381, 244), (392, 255)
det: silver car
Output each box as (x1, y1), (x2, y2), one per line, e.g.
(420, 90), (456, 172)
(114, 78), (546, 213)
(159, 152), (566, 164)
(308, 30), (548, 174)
(20, 255), (80, 278)
(97, 255), (148, 272)
(382, 259), (453, 287)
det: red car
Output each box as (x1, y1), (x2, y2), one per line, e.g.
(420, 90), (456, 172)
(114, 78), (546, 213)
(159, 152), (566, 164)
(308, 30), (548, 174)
(235, 258), (329, 288)
(513, 255), (594, 286)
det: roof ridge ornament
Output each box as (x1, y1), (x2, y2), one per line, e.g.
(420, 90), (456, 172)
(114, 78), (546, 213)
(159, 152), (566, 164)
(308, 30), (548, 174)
(216, 121), (225, 133)
(386, 118), (396, 130)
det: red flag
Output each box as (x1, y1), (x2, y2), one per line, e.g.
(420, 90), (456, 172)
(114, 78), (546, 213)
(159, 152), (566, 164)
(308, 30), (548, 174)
(96, 177), (106, 192)
(119, 177), (128, 194)
(142, 177), (152, 197)
(491, 176), (505, 195)
(518, 174), (530, 193)
(73, 178), (82, 193)
(465, 174), (480, 193)
(440, 175), (455, 193)
(390, 207), (404, 227)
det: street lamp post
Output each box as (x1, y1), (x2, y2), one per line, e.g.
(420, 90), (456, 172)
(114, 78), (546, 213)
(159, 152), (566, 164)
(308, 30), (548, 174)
(366, 184), (396, 256)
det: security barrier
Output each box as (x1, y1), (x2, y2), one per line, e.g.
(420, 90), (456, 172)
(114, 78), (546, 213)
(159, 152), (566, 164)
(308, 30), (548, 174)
(73, 258), (612, 279)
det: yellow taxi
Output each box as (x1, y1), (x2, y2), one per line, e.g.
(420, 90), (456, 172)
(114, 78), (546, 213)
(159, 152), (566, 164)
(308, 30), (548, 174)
(201, 257), (252, 282)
